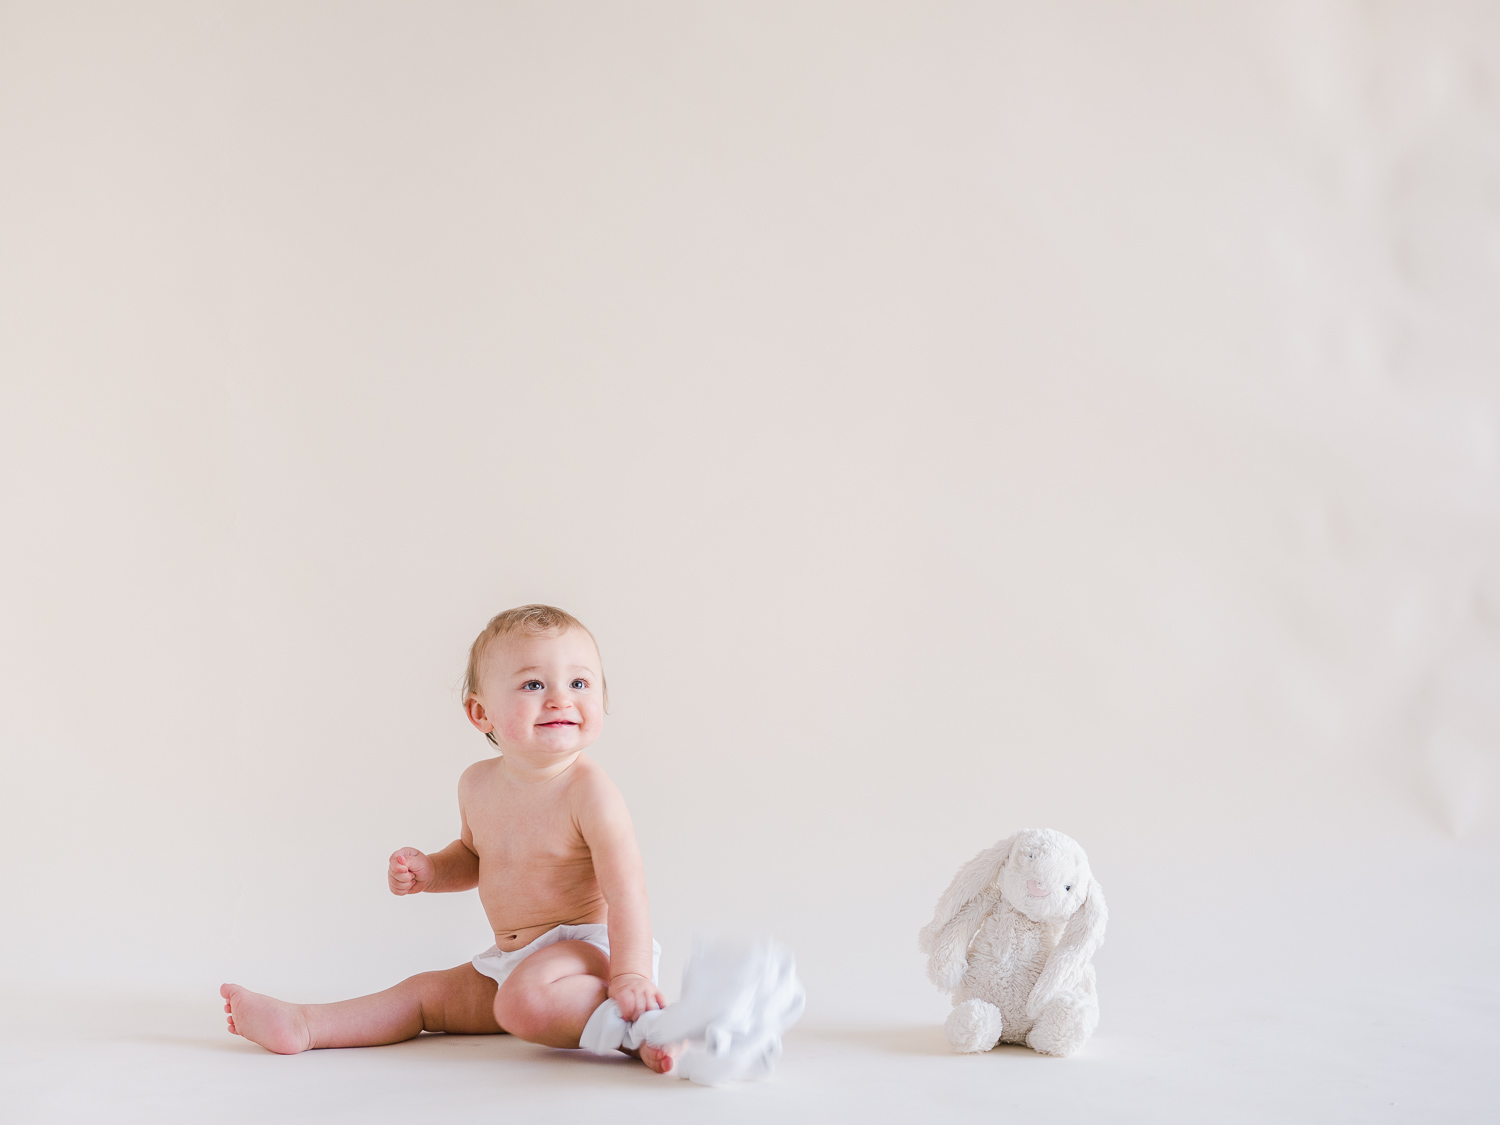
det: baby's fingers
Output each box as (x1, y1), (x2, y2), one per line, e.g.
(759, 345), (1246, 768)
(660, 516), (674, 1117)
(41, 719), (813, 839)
(615, 989), (642, 1022)
(621, 983), (664, 1022)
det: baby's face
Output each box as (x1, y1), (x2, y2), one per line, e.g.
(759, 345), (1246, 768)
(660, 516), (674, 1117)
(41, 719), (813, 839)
(469, 628), (604, 761)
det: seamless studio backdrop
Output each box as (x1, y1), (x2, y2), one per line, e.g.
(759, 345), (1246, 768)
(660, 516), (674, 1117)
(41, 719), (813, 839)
(1, 2), (1498, 1123)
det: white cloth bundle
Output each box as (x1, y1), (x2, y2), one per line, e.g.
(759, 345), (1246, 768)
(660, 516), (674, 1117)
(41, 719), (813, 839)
(579, 936), (805, 1086)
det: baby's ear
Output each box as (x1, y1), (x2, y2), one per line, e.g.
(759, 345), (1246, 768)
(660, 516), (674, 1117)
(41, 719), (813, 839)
(918, 833), (1017, 953)
(464, 695), (491, 732)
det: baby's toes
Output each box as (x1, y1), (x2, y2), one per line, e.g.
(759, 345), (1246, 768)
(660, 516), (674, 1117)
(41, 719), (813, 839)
(639, 1041), (684, 1074)
(638, 1044), (671, 1073)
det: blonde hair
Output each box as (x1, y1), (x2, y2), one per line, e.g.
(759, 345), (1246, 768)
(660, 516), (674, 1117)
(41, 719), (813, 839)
(463, 604), (607, 745)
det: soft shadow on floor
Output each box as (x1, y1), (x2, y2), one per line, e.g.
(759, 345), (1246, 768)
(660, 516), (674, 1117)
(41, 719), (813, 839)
(127, 1032), (524, 1058)
(390, 1035), (711, 1091)
(799, 1025), (950, 1056)
(402, 1033), (646, 1072)
(130, 1029), (666, 1084)
(800, 1025), (1058, 1060)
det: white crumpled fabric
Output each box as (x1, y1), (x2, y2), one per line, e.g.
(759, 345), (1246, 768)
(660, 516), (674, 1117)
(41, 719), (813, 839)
(579, 936), (805, 1086)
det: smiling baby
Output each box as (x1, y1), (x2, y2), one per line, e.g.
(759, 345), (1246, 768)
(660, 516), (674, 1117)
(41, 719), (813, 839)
(220, 605), (681, 1073)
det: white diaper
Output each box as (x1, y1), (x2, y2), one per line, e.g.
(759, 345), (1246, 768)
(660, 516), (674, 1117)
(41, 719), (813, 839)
(471, 923), (661, 987)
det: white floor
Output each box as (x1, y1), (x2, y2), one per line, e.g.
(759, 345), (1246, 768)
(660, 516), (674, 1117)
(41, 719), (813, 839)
(5, 839), (1497, 1124)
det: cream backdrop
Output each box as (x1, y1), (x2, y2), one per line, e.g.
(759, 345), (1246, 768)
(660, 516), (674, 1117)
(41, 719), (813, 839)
(2, 0), (1498, 1032)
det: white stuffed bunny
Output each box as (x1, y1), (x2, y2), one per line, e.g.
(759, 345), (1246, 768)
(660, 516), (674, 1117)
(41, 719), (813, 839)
(918, 828), (1107, 1057)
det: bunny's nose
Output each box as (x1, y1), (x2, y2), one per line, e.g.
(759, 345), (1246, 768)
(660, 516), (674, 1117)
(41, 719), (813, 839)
(1026, 879), (1051, 898)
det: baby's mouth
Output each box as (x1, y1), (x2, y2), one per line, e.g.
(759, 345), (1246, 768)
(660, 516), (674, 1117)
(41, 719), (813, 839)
(537, 720), (577, 728)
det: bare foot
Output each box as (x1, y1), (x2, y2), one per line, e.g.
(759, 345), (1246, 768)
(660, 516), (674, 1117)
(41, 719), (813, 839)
(632, 1040), (685, 1074)
(220, 983), (313, 1054)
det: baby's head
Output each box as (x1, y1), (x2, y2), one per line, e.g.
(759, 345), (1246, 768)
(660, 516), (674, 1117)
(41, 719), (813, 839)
(462, 604), (607, 757)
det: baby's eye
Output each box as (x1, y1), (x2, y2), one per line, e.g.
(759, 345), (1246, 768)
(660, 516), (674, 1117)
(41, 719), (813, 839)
(522, 680), (544, 691)
(570, 679), (588, 690)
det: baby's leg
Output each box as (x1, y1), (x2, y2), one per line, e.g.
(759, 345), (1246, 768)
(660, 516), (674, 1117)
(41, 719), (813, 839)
(221, 963), (499, 1053)
(493, 940), (679, 1073)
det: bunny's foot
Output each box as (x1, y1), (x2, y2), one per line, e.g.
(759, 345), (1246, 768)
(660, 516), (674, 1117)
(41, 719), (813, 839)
(1026, 992), (1097, 1057)
(945, 999), (1003, 1053)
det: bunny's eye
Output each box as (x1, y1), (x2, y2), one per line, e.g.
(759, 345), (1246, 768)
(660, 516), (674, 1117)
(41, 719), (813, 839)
(1065, 884), (1072, 891)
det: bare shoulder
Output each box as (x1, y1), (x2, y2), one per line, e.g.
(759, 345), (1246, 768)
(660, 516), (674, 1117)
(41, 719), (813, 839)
(458, 756), (502, 799)
(563, 754), (627, 816)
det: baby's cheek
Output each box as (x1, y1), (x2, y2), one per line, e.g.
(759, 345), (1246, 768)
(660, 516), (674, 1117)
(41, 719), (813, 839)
(494, 711), (534, 742)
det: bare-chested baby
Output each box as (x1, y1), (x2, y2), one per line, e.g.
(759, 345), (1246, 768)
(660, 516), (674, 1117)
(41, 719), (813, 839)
(220, 604), (682, 1073)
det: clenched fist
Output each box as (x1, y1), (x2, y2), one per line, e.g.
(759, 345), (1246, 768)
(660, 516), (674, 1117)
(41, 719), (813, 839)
(609, 973), (666, 1023)
(388, 847), (435, 895)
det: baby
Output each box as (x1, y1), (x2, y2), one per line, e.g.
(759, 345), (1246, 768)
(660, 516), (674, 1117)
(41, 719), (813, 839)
(220, 604), (681, 1073)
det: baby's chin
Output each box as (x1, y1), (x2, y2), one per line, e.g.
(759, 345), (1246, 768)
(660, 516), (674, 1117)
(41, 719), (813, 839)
(528, 724), (591, 752)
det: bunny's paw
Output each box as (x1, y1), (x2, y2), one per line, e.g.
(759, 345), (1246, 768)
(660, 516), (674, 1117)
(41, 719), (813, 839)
(945, 999), (1003, 1053)
(1026, 992), (1097, 1057)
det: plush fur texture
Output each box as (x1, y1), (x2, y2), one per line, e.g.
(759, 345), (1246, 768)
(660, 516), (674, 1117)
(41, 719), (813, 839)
(918, 828), (1107, 1057)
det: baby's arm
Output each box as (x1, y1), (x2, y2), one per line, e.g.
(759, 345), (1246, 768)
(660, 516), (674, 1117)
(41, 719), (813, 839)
(387, 839), (479, 894)
(576, 772), (662, 1021)
(388, 775), (481, 895)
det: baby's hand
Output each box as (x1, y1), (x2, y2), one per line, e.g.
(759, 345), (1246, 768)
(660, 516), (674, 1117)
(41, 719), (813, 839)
(609, 973), (666, 1023)
(387, 847), (434, 895)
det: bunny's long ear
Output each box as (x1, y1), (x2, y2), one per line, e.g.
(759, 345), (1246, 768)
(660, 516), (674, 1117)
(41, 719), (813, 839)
(1027, 878), (1108, 1016)
(917, 834), (1016, 954)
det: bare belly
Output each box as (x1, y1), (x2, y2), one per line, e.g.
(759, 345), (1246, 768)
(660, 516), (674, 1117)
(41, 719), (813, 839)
(489, 908), (608, 952)
(480, 865), (608, 952)
(472, 825), (609, 950)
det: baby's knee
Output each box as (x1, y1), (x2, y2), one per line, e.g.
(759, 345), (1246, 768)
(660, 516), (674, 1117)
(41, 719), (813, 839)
(492, 978), (552, 1040)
